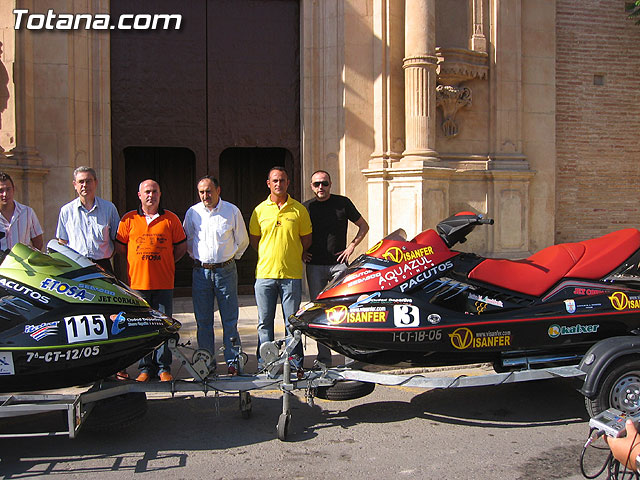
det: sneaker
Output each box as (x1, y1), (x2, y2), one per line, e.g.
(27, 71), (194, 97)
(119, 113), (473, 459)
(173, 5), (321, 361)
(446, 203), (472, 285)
(159, 371), (173, 382)
(227, 364), (237, 376)
(136, 372), (150, 382)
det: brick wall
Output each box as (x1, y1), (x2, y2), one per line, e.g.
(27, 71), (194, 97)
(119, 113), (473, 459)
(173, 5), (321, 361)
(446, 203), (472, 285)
(556, 0), (640, 242)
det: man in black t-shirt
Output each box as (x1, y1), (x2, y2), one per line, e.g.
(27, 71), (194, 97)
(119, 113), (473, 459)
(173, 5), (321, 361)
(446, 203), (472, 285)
(303, 170), (369, 365)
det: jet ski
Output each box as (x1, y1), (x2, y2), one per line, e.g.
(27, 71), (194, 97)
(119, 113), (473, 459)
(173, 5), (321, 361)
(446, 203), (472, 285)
(0, 239), (180, 393)
(290, 212), (640, 370)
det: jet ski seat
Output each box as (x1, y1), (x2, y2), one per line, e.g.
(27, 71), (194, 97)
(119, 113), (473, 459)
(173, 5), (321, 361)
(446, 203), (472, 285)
(468, 229), (640, 296)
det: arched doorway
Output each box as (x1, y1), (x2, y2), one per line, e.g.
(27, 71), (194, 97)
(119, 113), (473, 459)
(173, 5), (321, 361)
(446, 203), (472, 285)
(219, 147), (297, 293)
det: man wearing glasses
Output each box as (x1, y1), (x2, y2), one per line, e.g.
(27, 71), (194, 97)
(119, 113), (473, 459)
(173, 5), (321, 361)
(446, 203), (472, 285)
(303, 170), (369, 366)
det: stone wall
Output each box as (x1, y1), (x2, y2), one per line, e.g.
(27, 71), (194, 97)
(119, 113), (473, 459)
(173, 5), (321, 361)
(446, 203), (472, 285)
(556, 0), (640, 242)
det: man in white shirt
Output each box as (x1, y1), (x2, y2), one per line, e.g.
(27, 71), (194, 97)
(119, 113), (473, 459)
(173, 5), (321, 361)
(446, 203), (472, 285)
(0, 172), (43, 251)
(183, 176), (249, 374)
(56, 166), (120, 273)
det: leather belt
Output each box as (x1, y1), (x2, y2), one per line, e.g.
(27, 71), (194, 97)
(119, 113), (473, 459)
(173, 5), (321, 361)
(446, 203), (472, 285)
(194, 258), (234, 269)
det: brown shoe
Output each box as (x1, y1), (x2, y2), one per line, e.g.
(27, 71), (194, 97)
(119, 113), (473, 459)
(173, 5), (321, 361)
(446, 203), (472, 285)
(135, 372), (150, 382)
(116, 370), (130, 381)
(159, 371), (173, 382)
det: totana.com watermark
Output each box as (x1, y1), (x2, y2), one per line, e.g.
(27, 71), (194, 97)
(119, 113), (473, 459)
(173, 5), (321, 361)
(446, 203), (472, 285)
(13, 9), (182, 30)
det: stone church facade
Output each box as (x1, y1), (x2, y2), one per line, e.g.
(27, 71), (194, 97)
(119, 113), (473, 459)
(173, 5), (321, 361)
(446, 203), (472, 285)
(0, 0), (637, 288)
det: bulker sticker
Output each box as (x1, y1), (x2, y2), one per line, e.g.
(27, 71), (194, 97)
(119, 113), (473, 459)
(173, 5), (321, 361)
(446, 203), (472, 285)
(548, 324), (599, 338)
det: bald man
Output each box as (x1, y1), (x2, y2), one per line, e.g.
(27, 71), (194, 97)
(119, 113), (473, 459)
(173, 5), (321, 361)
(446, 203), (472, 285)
(116, 179), (187, 382)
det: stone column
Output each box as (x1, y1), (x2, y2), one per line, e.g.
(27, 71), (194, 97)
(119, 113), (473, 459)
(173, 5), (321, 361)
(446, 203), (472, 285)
(401, 0), (438, 165)
(370, 0), (405, 169)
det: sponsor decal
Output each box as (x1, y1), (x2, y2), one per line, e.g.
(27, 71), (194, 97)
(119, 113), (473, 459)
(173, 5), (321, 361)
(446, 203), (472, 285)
(296, 302), (320, 316)
(347, 271), (381, 288)
(366, 240), (384, 254)
(0, 277), (50, 304)
(382, 246), (434, 263)
(25, 346), (100, 363)
(41, 278), (95, 301)
(609, 292), (640, 311)
(393, 305), (420, 327)
(122, 316), (167, 327)
(111, 296), (138, 305)
(564, 299), (576, 314)
(574, 287), (605, 296)
(344, 269), (376, 283)
(427, 313), (441, 324)
(392, 330), (442, 342)
(378, 256), (433, 288)
(0, 352), (14, 375)
(24, 321), (59, 341)
(475, 302), (487, 314)
(64, 314), (108, 343)
(468, 293), (503, 308)
(578, 303), (602, 310)
(78, 283), (115, 296)
(548, 324), (600, 338)
(325, 305), (388, 325)
(111, 312), (126, 335)
(398, 261), (454, 293)
(449, 327), (511, 350)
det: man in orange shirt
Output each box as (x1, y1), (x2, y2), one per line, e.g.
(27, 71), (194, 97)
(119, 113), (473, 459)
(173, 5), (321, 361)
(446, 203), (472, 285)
(116, 179), (187, 382)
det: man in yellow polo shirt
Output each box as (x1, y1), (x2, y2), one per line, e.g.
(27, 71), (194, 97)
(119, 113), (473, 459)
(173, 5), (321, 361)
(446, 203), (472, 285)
(249, 166), (312, 372)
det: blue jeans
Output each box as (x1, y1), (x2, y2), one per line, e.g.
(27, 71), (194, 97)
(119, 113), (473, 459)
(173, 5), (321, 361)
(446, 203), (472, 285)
(137, 289), (173, 374)
(254, 278), (303, 368)
(306, 263), (347, 363)
(192, 262), (240, 365)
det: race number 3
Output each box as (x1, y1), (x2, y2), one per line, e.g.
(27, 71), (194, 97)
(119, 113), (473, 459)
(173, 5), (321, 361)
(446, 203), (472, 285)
(64, 314), (108, 343)
(393, 305), (420, 327)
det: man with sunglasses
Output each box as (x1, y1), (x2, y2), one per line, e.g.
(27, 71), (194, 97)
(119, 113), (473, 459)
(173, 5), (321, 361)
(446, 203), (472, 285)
(303, 170), (369, 366)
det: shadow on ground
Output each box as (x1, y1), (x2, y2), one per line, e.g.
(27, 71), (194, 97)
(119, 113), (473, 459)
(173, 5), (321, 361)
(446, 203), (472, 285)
(0, 377), (589, 477)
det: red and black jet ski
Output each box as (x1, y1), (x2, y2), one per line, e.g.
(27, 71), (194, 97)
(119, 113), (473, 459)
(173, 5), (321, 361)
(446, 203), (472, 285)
(290, 212), (640, 370)
(0, 240), (180, 393)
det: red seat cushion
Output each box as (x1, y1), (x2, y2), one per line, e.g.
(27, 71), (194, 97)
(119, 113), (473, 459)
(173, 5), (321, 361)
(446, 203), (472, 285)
(565, 229), (640, 279)
(468, 243), (585, 296)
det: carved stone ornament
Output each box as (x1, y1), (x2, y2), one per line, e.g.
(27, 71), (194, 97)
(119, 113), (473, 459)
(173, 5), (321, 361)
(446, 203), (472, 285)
(435, 47), (488, 86)
(434, 48), (488, 137)
(436, 85), (472, 137)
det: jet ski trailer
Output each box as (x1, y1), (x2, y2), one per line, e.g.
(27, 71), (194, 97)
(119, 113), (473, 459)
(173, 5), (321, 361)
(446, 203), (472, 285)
(0, 332), (591, 441)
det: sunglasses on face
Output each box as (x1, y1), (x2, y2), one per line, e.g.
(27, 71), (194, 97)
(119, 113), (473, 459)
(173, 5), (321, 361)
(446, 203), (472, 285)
(312, 181), (329, 187)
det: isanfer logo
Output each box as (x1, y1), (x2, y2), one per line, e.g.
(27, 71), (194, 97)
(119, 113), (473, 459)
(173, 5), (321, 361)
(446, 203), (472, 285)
(607, 291), (640, 311)
(325, 305), (348, 325)
(449, 327), (474, 350)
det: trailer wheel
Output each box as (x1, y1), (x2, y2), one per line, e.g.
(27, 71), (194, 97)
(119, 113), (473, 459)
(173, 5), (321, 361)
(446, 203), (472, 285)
(277, 412), (291, 441)
(586, 359), (640, 417)
(83, 392), (148, 432)
(315, 380), (375, 401)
